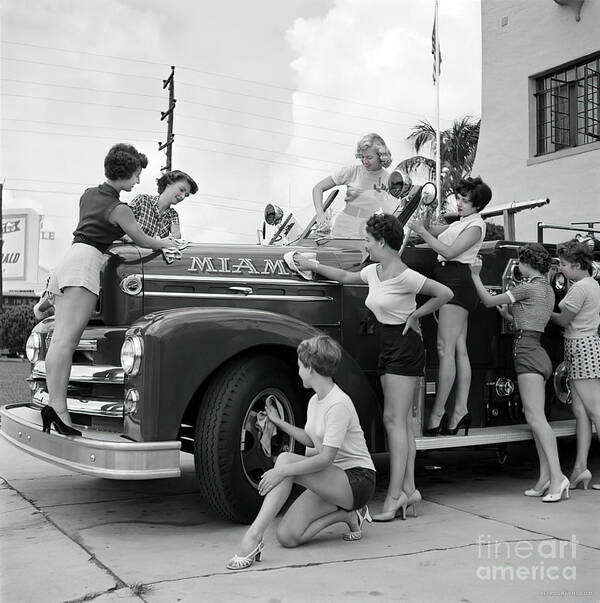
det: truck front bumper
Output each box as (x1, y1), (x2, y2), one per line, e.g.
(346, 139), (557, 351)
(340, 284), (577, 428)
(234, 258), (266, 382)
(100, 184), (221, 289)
(0, 403), (181, 480)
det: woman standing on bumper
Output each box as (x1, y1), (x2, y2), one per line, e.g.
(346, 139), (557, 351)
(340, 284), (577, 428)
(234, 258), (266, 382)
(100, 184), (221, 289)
(297, 214), (453, 521)
(408, 177), (492, 436)
(42, 144), (181, 436)
(471, 244), (567, 502)
(551, 240), (600, 492)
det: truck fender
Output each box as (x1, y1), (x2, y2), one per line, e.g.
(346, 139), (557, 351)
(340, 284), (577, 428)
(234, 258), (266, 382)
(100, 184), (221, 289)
(128, 307), (381, 443)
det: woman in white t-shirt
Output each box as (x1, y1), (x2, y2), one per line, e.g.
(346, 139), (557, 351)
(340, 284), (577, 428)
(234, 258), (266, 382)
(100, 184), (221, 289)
(408, 177), (492, 437)
(312, 133), (396, 238)
(551, 240), (600, 492)
(296, 214), (453, 522)
(226, 336), (376, 570)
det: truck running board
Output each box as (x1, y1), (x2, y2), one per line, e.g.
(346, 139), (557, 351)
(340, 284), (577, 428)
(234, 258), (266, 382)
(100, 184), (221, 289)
(0, 403), (181, 480)
(415, 420), (576, 450)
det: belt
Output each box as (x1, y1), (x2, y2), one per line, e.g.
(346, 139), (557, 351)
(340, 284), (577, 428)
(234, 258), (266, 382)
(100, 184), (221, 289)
(515, 330), (542, 336)
(342, 204), (376, 219)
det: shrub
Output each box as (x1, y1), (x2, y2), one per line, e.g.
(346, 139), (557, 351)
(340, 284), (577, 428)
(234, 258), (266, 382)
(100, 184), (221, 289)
(0, 305), (36, 356)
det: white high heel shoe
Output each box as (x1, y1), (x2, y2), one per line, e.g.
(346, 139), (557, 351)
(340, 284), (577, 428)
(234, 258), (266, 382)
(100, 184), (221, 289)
(343, 506), (373, 541)
(542, 476), (570, 503)
(226, 540), (264, 570)
(524, 481), (550, 497)
(569, 469), (592, 490)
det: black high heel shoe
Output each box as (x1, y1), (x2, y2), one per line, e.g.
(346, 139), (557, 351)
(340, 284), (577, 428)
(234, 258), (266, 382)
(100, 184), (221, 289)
(423, 413), (448, 437)
(41, 406), (82, 436)
(441, 412), (471, 436)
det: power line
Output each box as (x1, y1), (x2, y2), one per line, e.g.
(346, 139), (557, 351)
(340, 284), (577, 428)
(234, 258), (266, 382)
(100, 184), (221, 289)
(1, 117), (164, 136)
(1, 57), (159, 82)
(0, 116), (349, 148)
(1, 127), (156, 143)
(1, 78), (163, 100)
(1, 93), (160, 113)
(1, 39), (428, 116)
(177, 79), (425, 123)
(1, 40), (169, 68)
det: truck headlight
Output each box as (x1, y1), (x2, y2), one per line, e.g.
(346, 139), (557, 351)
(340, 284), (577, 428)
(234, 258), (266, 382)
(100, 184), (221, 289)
(120, 335), (143, 376)
(495, 377), (514, 397)
(25, 332), (42, 363)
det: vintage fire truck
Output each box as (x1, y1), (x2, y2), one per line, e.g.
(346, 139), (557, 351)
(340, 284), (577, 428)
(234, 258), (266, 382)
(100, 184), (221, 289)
(2, 185), (598, 523)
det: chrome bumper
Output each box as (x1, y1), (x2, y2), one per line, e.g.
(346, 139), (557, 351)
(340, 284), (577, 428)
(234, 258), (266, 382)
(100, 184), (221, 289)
(0, 403), (181, 480)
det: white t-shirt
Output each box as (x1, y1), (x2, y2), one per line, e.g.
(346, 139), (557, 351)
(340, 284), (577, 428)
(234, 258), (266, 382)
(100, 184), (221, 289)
(360, 263), (427, 325)
(437, 212), (486, 264)
(558, 276), (600, 339)
(331, 165), (395, 213)
(304, 384), (375, 471)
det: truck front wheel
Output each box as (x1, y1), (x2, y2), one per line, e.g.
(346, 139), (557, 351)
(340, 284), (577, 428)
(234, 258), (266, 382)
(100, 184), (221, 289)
(194, 354), (305, 523)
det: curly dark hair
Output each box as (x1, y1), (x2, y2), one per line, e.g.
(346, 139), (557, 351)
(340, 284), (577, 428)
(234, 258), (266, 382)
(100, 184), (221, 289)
(365, 213), (404, 251)
(104, 143), (148, 180)
(518, 243), (551, 274)
(557, 239), (594, 275)
(455, 176), (492, 211)
(156, 170), (198, 195)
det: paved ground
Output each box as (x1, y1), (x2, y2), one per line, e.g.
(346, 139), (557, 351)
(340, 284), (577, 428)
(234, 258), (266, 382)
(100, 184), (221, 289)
(1, 360), (599, 602)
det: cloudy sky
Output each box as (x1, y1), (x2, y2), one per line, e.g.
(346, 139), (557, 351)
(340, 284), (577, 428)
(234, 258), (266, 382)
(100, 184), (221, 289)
(1, 0), (481, 269)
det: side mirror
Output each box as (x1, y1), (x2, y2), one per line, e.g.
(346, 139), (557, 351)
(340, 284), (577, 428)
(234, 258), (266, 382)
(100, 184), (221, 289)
(420, 182), (437, 206)
(388, 169), (412, 199)
(264, 204), (284, 226)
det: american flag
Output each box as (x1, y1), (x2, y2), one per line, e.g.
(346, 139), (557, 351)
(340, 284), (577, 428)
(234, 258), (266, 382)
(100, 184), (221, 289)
(432, 3), (442, 84)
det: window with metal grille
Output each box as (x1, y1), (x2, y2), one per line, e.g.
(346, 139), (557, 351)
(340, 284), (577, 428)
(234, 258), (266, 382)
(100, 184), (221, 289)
(534, 53), (600, 155)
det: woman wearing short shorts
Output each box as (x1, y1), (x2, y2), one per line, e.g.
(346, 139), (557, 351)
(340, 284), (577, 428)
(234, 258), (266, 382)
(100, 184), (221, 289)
(552, 240), (600, 492)
(471, 243), (567, 502)
(409, 177), (492, 436)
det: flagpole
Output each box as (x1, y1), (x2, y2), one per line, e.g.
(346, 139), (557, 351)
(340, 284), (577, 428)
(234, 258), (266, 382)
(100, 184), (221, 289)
(435, 0), (441, 212)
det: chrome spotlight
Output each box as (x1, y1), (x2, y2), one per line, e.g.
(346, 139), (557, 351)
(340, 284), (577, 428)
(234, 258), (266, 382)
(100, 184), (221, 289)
(553, 362), (571, 404)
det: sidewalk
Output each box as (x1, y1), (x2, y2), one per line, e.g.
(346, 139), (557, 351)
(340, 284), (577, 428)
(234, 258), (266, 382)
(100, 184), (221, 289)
(1, 436), (598, 603)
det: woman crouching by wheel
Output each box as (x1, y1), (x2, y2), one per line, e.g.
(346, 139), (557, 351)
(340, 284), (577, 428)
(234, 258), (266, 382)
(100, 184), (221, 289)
(471, 243), (567, 502)
(295, 214), (453, 522)
(227, 335), (376, 570)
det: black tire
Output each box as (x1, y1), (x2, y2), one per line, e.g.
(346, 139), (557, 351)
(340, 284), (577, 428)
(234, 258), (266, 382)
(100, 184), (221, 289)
(194, 354), (305, 523)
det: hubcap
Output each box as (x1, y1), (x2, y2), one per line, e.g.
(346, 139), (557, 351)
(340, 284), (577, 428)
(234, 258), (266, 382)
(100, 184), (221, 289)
(240, 388), (296, 489)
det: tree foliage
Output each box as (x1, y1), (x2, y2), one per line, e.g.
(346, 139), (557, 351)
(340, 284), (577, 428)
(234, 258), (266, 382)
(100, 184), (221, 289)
(0, 305), (36, 356)
(397, 116), (481, 211)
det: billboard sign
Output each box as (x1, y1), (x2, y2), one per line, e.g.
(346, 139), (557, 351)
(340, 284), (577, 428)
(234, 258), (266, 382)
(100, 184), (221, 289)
(2, 215), (27, 279)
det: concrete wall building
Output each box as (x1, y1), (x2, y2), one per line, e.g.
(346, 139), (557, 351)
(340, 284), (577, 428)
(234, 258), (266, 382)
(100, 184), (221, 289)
(473, 0), (600, 242)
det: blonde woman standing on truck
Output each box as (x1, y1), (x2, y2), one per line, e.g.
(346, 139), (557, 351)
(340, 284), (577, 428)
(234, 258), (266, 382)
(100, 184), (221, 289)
(312, 133), (395, 238)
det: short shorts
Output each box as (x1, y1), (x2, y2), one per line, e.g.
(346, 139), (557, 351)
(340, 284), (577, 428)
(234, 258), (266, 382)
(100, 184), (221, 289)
(343, 466), (376, 511)
(564, 335), (600, 380)
(47, 243), (107, 297)
(378, 324), (425, 376)
(433, 261), (479, 312)
(513, 331), (552, 381)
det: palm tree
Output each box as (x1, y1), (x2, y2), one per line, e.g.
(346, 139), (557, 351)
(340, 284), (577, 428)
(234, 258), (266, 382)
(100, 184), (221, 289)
(397, 116), (480, 212)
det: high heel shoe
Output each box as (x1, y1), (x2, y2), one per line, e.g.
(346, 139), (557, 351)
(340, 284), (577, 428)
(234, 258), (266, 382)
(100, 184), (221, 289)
(372, 492), (408, 522)
(441, 412), (472, 436)
(226, 540), (264, 570)
(41, 406), (82, 437)
(542, 476), (570, 503)
(343, 505), (373, 541)
(569, 469), (592, 490)
(524, 481), (550, 497)
(423, 413), (448, 437)
(404, 489), (422, 517)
